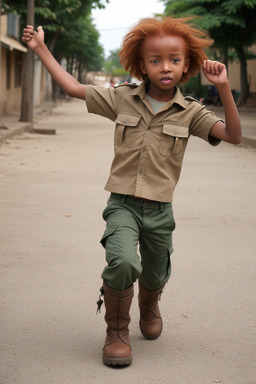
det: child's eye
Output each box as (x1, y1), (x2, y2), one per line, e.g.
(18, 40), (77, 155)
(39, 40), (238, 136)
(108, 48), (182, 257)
(151, 59), (159, 64)
(172, 58), (181, 64)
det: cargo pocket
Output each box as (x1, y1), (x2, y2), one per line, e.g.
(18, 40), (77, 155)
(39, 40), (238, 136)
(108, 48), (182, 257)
(166, 249), (172, 280)
(159, 123), (189, 157)
(100, 225), (118, 249)
(114, 113), (141, 147)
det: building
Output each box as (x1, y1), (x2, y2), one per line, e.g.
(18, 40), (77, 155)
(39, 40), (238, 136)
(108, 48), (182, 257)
(228, 45), (256, 95)
(0, 13), (27, 115)
(0, 12), (51, 117)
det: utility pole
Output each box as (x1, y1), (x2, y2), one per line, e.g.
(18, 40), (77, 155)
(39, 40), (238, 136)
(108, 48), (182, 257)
(20, 0), (34, 123)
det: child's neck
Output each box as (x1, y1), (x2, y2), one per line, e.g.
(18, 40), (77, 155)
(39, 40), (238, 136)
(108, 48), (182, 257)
(147, 87), (175, 102)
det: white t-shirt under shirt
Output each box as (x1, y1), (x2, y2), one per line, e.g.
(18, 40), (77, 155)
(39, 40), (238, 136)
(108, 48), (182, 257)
(147, 95), (167, 114)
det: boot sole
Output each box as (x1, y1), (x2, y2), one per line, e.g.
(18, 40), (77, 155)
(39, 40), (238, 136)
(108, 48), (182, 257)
(103, 356), (132, 366)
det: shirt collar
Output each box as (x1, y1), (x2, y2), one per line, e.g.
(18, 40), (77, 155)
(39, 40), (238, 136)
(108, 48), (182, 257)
(129, 81), (188, 110)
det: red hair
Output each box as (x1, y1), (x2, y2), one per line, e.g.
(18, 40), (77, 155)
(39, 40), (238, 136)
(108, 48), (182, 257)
(119, 17), (213, 84)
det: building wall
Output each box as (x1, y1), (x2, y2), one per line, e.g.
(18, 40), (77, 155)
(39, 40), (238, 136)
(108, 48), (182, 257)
(248, 55), (256, 93)
(0, 14), (26, 116)
(0, 46), (7, 115)
(0, 48), (26, 115)
(228, 45), (256, 93)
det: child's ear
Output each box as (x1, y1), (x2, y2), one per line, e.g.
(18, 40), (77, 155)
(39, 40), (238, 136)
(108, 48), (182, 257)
(140, 60), (147, 75)
(183, 58), (191, 74)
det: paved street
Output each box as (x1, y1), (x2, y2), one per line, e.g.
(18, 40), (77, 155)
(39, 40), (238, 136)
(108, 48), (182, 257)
(1, 99), (256, 384)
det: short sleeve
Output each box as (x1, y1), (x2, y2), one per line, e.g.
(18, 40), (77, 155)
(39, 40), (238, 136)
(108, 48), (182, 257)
(189, 104), (223, 146)
(85, 85), (118, 121)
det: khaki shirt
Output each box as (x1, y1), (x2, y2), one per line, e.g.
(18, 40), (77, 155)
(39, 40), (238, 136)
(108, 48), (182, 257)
(86, 82), (222, 202)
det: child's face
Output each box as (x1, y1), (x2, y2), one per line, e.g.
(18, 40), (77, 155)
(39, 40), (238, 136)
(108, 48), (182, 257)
(140, 35), (190, 100)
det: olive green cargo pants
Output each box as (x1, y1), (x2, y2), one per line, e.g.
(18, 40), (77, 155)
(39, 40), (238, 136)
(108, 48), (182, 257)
(100, 193), (175, 291)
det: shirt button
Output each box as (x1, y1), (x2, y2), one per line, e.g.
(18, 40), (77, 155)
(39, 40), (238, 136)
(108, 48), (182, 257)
(139, 169), (143, 175)
(142, 147), (147, 152)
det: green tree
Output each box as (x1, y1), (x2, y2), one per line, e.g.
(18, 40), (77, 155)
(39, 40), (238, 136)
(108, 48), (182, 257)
(163, 0), (256, 105)
(104, 49), (129, 78)
(59, 14), (104, 82)
(3, 0), (108, 98)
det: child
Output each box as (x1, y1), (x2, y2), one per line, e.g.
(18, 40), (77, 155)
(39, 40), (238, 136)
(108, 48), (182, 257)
(22, 17), (241, 367)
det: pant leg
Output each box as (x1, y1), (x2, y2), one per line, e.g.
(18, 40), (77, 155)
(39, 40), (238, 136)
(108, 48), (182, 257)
(139, 203), (175, 290)
(100, 198), (142, 290)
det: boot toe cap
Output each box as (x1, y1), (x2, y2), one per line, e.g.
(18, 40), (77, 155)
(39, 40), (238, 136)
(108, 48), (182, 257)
(140, 314), (163, 340)
(103, 339), (132, 366)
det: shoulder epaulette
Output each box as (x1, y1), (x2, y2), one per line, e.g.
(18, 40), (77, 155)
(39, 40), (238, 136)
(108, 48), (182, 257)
(114, 82), (138, 89)
(184, 96), (204, 105)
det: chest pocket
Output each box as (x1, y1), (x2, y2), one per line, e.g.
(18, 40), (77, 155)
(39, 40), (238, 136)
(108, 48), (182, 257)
(160, 123), (189, 158)
(114, 113), (141, 147)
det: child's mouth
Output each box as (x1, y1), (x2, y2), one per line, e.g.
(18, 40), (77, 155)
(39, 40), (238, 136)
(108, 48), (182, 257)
(160, 77), (172, 85)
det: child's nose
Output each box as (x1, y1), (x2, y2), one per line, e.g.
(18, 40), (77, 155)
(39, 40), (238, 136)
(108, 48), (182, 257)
(162, 62), (171, 71)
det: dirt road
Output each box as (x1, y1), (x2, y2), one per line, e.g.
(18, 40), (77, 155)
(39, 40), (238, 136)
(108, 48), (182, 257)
(1, 99), (255, 384)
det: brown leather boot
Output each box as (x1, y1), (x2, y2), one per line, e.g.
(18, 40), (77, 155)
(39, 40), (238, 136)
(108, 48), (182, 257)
(138, 280), (165, 340)
(102, 281), (134, 366)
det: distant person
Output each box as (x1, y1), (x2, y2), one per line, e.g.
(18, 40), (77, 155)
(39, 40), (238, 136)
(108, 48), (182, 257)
(208, 85), (220, 105)
(22, 17), (241, 367)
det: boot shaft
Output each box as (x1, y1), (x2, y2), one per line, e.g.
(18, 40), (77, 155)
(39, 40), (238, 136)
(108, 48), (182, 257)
(103, 282), (134, 344)
(138, 280), (164, 316)
(101, 282), (134, 366)
(138, 280), (165, 340)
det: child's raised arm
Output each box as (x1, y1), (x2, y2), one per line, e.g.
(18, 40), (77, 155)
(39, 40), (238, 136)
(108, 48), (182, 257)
(202, 60), (242, 145)
(22, 25), (86, 100)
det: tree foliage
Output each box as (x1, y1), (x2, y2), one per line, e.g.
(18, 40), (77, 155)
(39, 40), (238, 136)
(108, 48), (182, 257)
(104, 49), (129, 77)
(162, 0), (256, 105)
(3, 0), (108, 81)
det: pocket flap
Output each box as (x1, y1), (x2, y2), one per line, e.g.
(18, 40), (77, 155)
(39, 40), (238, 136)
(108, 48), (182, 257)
(115, 113), (141, 127)
(100, 225), (118, 247)
(163, 124), (189, 138)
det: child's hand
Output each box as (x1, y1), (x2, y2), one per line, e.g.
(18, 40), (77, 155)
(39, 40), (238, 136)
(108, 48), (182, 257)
(22, 25), (45, 51)
(202, 60), (228, 86)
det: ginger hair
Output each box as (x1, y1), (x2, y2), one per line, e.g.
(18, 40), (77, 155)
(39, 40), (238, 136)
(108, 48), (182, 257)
(118, 17), (213, 84)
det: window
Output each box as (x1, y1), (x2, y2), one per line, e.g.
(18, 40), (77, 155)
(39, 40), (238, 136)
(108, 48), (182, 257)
(7, 13), (20, 40)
